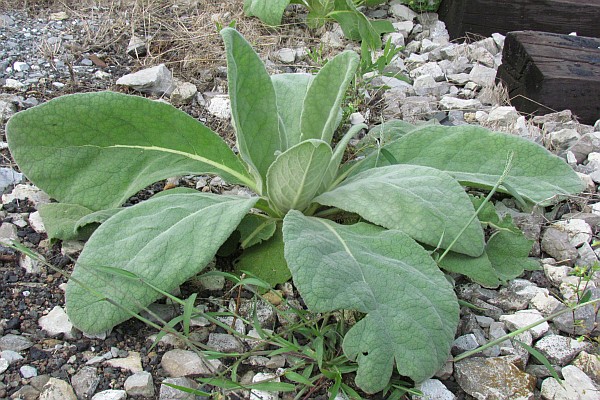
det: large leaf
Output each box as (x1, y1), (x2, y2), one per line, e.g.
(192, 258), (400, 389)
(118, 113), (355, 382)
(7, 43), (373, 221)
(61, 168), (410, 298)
(243, 0), (291, 26)
(349, 125), (585, 205)
(238, 213), (277, 249)
(234, 223), (291, 288)
(315, 164), (485, 256)
(486, 230), (539, 281)
(271, 73), (314, 149)
(300, 51), (359, 145)
(38, 203), (96, 241)
(66, 193), (256, 333)
(221, 28), (281, 191)
(283, 211), (459, 392)
(438, 251), (500, 288)
(6, 92), (254, 210)
(267, 139), (333, 215)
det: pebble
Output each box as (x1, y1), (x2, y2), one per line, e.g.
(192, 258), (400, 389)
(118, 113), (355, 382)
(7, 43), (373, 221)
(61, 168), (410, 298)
(534, 334), (593, 366)
(71, 366), (100, 399)
(38, 306), (75, 338)
(206, 332), (245, 353)
(0, 167), (23, 194)
(38, 378), (77, 400)
(206, 94), (231, 119)
(124, 371), (154, 397)
(540, 365), (598, 400)
(414, 379), (456, 400)
(250, 372), (280, 400)
(454, 357), (536, 400)
(572, 351), (600, 385)
(552, 219), (592, 247)
(28, 211), (45, 233)
(116, 64), (176, 96)
(159, 377), (198, 400)
(0, 334), (34, 352)
(105, 351), (143, 373)
(0, 358), (8, 374)
(91, 389), (127, 400)
(161, 349), (223, 377)
(499, 309), (549, 339)
(20, 365), (38, 378)
(1, 350), (24, 363)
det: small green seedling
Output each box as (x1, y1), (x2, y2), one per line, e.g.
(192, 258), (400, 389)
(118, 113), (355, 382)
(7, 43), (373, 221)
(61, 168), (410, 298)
(5, 28), (583, 394)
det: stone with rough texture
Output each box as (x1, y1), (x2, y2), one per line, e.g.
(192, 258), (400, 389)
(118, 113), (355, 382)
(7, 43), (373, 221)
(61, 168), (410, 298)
(552, 219), (592, 247)
(1, 184), (51, 207)
(0, 167), (22, 194)
(0, 333), (33, 351)
(72, 366), (100, 400)
(534, 335), (592, 366)
(540, 365), (598, 400)
(170, 81), (198, 105)
(552, 288), (600, 335)
(414, 379), (456, 400)
(250, 372), (280, 400)
(39, 378), (77, 400)
(572, 351), (600, 385)
(0, 222), (18, 243)
(0, 358), (8, 374)
(91, 389), (127, 400)
(161, 349), (222, 377)
(116, 64), (175, 96)
(455, 357), (536, 400)
(206, 94), (231, 119)
(105, 351), (143, 373)
(499, 309), (548, 339)
(20, 365), (38, 378)
(487, 106), (520, 126)
(439, 96), (482, 110)
(530, 290), (561, 316)
(541, 228), (579, 264)
(159, 377), (198, 400)
(469, 64), (497, 86)
(206, 333), (244, 353)
(124, 371), (154, 397)
(28, 211), (45, 233)
(38, 306), (74, 339)
(548, 128), (581, 151)
(390, 3), (417, 21)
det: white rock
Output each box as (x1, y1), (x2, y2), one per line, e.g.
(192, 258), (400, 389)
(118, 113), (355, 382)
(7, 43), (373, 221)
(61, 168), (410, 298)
(530, 290), (561, 315)
(414, 378), (456, 400)
(469, 47), (495, 67)
(440, 96), (482, 110)
(410, 62), (445, 81)
(413, 74), (449, 96)
(469, 64), (496, 86)
(124, 371), (154, 397)
(390, 3), (417, 21)
(39, 306), (74, 338)
(170, 81), (197, 105)
(39, 378), (77, 400)
(1, 350), (23, 363)
(499, 309), (549, 339)
(116, 64), (175, 96)
(487, 106), (520, 126)
(126, 35), (147, 57)
(2, 184), (51, 207)
(91, 389), (127, 400)
(273, 48), (296, 64)
(393, 21), (414, 38)
(0, 222), (18, 244)
(553, 219), (592, 247)
(250, 372), (280, 400)
(4, 79), (25, 90)
(541, 366), (598, 400)
(321, 29), (344, 48)
(206, 94), (231, 119)
(20, 365), (37, 378)
(105, 351), (143, 373)
(13, 62), (30, 72)
(159, 377), (197, 400)
(385, 32), (405, 47)
(161, 349), (223, 377)
(28, 211), (45, 233)
(349, 112), (365, 125)
(534, 335), (592, 366)
(544, 264), (572, 286)
(19, 253), (43, 274)
(0, 358), (9, 374)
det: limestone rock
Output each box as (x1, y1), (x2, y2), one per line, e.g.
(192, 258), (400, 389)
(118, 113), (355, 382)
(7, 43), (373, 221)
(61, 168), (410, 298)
(455, 357), (536, 400)
(499, 309), (549, 339)
(170, 81), (198, 105)
(534, 335), (592, 366)
(250, 372), (280, 400)
(414, 379), (456, 400)
(552, 219), (592, 247)
(38, 306), (75, 339)
(540, 365), (598, 400)
(39, 378), (77, 400)
(439, 96), (482, 110)
(124, 371), (154, 397)
(161, 349), (222, 377)
(116, 64), (175, 96)
(159, 377), (198, 400)
(206, 333), (244, 353)
(541, 228), (579, 264)
(105, 351), (143, 373)
(0, 334), (34, 352)
(572, 351), (600, 385)
(72, 366), (100, 400)
(91, 389), (127, 400)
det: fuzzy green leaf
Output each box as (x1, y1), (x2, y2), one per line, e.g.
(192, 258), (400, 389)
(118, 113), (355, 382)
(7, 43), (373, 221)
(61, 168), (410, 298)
(486, 230), (538, 281)
(438, 251), (501, 288)
(66, 193), (256, 333)
(238, 213), (277, 249)
(221, 28), (282, 191)
(234, 224), (291, 288)
(38, 203), (96, 241)
(300, 51), (359, 145)
(351, 125), (585, 205)
(271, 73), (313, 149)
(267, 139), (332, 214)
(283, 211), (459, 392)
(6, 92), (253, 210)
(243, 0), (291, 26)
(315, 164), (485, 256)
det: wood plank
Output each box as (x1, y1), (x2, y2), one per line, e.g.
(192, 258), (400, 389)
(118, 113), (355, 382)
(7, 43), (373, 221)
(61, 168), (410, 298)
(438, 0), (600, 40)
(496, 31), (600, 125)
